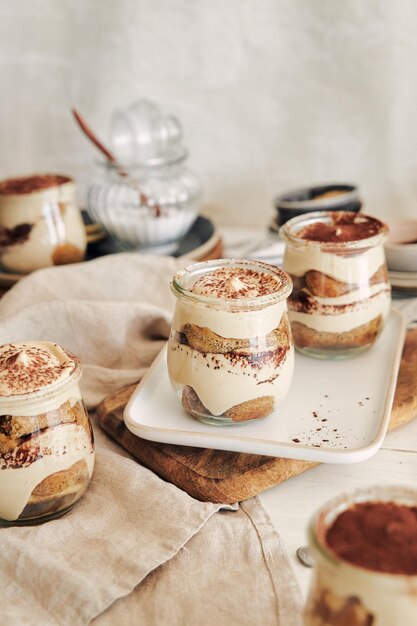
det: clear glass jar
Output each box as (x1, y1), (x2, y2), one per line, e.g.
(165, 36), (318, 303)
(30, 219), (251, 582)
(87, 98), (201, 251)
(281, 211), (391, 359)
(87, 158), (201, 251)
(304, 486), (417, 626)
(167, 259), (294, 426)
(0, 174), (86, 274)
(0, 342), (95, 525)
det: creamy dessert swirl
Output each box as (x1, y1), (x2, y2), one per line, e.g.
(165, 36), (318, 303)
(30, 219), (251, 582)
(0, 342), (77, 396)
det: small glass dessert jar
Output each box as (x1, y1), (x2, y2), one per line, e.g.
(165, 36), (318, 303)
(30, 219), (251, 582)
(0, 341), (95, 525)
(304, 485), (417, 626)
(167, 259), (294, 426)
(0, 174), (86, 274)
(281, 211), (391, 359)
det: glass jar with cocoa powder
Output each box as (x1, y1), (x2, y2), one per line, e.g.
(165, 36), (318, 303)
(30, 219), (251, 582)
(0, 341), (95, 525)
(304, 486), (417, 626)
(167, 259), (294, 426)
(0, 174), (86, 274)
(281, 211), (391, 359)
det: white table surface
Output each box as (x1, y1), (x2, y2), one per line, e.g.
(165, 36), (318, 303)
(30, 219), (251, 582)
(260, 422), (417, 597)
(222, 225), (417, 598)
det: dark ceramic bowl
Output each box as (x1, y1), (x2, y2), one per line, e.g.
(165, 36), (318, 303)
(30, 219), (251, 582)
(274, 183), (361, 226)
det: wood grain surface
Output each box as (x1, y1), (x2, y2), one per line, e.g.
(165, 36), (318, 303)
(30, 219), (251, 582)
(96, 329), (417, 503)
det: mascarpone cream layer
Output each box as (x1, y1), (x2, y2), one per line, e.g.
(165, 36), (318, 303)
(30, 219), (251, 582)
(0, 423), (94, 521)
(173, 300), (286, 340)
(0, 383), (83, 417)
(289, 290), (391, 333)
(284, 245), (385, 283)
(1, 204), (86, 274)
(311, 558), (416, 626)
(168, 342), (294, 416)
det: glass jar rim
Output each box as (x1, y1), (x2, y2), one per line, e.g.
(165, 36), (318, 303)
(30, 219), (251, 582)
(309, 484), (417, 578)
(0, 176), (74, 202)
(280, 211), (388, 250)
(0, 174), (73, 197)
(171, 258), (293, 310)
(95, 149), (188, 170)
(0, 349), (81, 407)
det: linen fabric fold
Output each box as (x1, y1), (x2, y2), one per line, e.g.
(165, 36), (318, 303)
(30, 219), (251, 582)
(0, 253), (302, 626)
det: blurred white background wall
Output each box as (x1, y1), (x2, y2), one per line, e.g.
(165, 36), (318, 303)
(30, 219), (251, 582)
(0, 0), (416, 226)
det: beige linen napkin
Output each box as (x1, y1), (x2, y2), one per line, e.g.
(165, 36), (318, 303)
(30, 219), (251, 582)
(0, 253), (302, 626)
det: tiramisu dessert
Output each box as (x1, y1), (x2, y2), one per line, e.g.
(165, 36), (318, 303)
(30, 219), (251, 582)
(167, 259), (294, 425)
(0, 341), (94, 524)
(0, 174), (86, 274)
(305, 486), (417, 626)
(281, 211), (391, 358)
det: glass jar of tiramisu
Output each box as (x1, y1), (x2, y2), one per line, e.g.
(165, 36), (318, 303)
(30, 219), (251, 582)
(0, 342), (95, 525)
(167, 259), (294, 426)
(0, 174), (86, 274)
(281, 211), (391, 359)
(304, 485), (417, 626)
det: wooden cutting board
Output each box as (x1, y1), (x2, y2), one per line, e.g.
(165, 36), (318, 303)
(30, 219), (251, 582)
(96, 329), (417, 503)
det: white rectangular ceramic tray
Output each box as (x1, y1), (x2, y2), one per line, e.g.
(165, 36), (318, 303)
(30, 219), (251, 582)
(124, 309), (405, 464)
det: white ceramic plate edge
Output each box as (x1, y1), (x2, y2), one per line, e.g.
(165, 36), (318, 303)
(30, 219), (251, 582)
(124, 309), (406, 463)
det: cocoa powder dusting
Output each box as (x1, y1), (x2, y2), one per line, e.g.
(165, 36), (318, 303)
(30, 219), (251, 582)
(0, 223), (34, 247)
(295, 212), (385, 243)
(0, 174), (70, 195)
(222, 344), (289, 374)
(191, 267), (281, 299)
(326, 501), (417, 574)
(0, 344), (74, 394)
(288, 289), (318, 313)
(1, 443), (42, 469)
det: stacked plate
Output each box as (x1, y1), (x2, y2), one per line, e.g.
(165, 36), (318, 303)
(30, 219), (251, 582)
(388, 270), (417, 298)
(384, 220), (417, 298)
